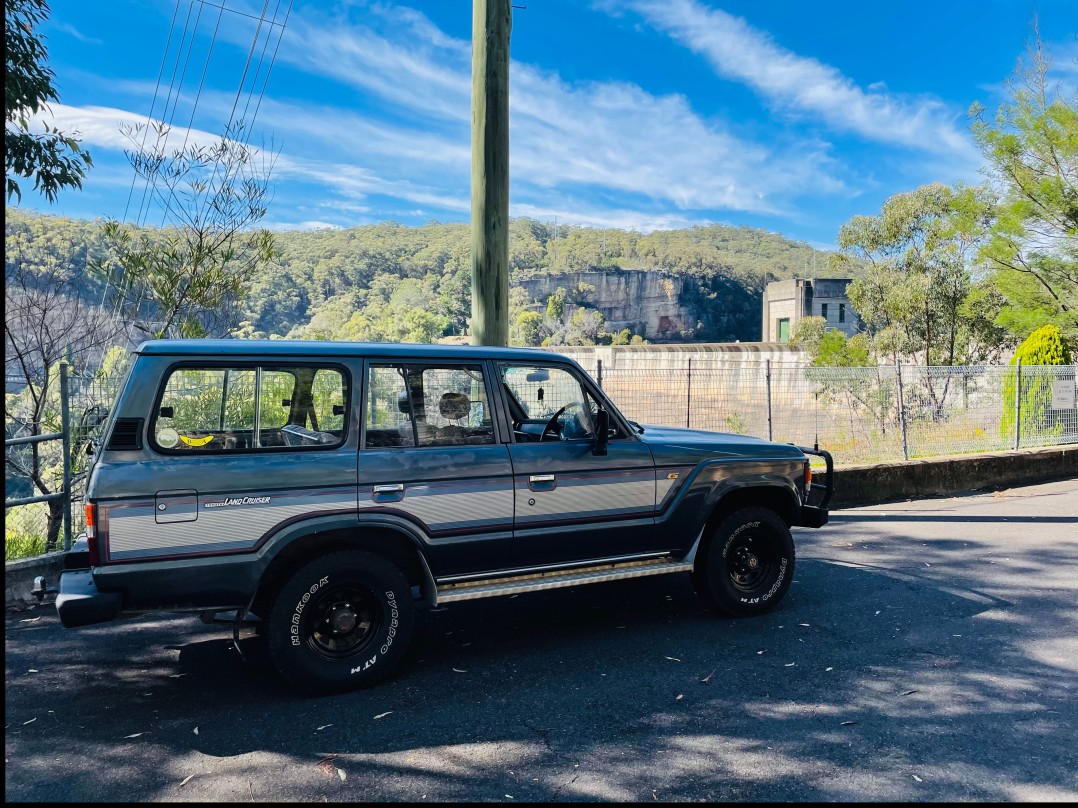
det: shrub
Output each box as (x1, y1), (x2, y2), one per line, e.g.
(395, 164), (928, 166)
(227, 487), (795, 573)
(1000, 325), (1074, 443)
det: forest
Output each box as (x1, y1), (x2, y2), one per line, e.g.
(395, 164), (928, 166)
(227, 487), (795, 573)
(4, 208), (844, 346)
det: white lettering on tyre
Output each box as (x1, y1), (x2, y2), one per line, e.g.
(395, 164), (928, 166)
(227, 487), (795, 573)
(290, 575), (330, 646)
(380, 590), (399, 656)
(351, 655), (377, 674)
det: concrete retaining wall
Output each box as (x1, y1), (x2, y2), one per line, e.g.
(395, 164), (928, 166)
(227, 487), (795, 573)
(7, 445), (1075, 609)
(5, 551), (65, 611)
(831, 444), (1077, 508)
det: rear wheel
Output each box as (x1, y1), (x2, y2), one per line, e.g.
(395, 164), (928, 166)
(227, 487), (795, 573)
(693, 506), (795, 617)
(266, 549), (415, 693)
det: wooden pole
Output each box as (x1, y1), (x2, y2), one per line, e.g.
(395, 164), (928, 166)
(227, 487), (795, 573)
(470, 0), (511, 346)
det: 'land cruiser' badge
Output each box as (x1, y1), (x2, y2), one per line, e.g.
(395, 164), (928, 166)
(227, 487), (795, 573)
(204, 495), (272, 509)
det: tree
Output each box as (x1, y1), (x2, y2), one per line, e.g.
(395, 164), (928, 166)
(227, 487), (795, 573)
(839, 183), (994, 366)
(92, 121), (276, 338)
(5, 0), (92, 202)
(5, 258), (125, 550)
(970, 28), (1078, 343)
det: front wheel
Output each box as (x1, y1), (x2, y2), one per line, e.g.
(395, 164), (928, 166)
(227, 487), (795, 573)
(693, 506), (795, 617)
(266, 549), (415, 693)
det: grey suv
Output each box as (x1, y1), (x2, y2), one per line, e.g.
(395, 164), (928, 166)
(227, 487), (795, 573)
(52, 340), (832, 693)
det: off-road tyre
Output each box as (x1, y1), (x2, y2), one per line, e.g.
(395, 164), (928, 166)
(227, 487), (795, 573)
(266, 549), (415, 694)
(692, 506), (795, 617)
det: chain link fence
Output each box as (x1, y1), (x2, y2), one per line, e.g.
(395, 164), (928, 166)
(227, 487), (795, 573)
(7, 359), (1077, 559)
(592, 360), (1077, 466)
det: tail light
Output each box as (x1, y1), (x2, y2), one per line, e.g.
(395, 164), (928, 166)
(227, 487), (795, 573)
(85, 503), (99, 566)
(804, 463), (813, 495)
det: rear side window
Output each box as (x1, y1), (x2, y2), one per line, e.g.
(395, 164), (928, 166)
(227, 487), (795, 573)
(364, 364), (495, 448)
(152, 365), (349, 452)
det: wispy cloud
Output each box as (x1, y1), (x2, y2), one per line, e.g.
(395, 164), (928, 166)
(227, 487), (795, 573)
(52, 21), (103, 46)
(616, 0), (974, 156)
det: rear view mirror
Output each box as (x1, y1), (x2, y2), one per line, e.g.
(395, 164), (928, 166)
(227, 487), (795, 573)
(525, 368), (550, 382)
(332, 404), (345, 416)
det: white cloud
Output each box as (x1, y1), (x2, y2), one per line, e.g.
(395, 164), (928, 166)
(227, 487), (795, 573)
(619, 0), (975, 156)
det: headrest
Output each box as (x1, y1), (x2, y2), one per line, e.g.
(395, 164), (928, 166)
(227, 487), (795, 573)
(439, 392), (471, 421)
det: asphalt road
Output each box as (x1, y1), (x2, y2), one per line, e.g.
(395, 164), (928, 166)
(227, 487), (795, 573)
(6, 479), (1078, 802)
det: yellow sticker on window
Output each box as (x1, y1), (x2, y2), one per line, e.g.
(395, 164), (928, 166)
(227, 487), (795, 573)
(179, 434), (214, 447)
(667, 472), (680, 480)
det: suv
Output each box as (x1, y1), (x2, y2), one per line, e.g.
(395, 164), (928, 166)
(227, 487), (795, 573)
(51, 340), (832, 693)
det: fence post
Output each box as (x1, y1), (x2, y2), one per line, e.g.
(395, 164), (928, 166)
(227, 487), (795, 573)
(60, 361), (72, 552)
(596, 358), (603, 389)
(686, 357), (692, 429)
(765, 359), (773, 441)
(1013, 357), (1022, 451)
(895, 360), (909, 461)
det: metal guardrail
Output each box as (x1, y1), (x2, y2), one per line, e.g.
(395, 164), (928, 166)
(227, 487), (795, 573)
(4, 363), (73, 551)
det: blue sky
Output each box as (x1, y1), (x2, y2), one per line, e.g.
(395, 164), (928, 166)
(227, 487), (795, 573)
(19, 0), (1078, 248)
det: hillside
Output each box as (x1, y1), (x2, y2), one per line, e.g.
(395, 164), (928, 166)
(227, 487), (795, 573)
(5, 208), (849, 343)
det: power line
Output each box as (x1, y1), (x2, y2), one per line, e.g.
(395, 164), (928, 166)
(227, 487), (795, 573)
(122, 0), (183, 223)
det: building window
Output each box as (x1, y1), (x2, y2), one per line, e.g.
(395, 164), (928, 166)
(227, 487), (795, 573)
(821, 303), (828, 321)
(777, 318), (790, 342)
(839, 303), (846, 323)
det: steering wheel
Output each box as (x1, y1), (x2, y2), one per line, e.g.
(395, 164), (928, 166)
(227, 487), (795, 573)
(540, 401), (588, 442)
(540, 405), (568, 441)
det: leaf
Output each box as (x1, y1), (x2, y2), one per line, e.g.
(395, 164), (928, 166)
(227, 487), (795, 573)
(337, 768), (346, 782)
(700, 670), (716, 684)
(179, 774), (195, 787)
(757, 650), (766, 655)
(799, 623), (810, 627)
(124, 732), (144, 738)
(664, 656), (681, 662)
(193, 727), (199, 735)
(675, 694), (684, 701)
(317, 724), (333, 731)
(19, 617), (41, 623)
(373, 712), (392, 720)
(825, 667), (834, 672)
(841, 721), (858, 726)
(22, 718), (37, 725)
(784, 663), (796, 667)
(912, 775), (923, 783)
(452, 668), (467, 673)
(27, 669), (39, 673)
(901, 689), (918, 696)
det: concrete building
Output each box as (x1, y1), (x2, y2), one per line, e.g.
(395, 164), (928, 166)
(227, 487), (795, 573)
(761, 278), (861, 342)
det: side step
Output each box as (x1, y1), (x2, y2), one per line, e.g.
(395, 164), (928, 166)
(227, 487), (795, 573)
(436, 557), (693, 604)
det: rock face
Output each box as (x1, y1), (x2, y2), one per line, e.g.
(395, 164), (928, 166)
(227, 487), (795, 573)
(515, 268), (761, 341)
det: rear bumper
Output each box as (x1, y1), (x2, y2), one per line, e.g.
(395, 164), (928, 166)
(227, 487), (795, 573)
(56, 569), (122, 628)
(796, 446), (834, 529)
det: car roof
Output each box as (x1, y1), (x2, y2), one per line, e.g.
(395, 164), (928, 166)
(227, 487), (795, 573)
(135, 339), (567, 363)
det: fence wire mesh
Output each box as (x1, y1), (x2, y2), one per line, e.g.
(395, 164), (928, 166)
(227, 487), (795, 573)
(6, 361), (1077, 557)
(593, 362), (1077, 466)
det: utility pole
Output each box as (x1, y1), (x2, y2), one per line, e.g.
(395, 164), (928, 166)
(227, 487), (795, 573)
(470, 0), (512, 346)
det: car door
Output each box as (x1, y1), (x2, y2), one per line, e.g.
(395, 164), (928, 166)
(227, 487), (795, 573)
(499, 361), (656, 568)
(357, 360), (514, 577)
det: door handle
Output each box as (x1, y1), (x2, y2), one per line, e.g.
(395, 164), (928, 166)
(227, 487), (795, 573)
(528, 474), (557, 492)
(372, 483), (405, 502)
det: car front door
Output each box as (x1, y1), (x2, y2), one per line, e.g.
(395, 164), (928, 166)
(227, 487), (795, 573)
(500, 362), (656, 568)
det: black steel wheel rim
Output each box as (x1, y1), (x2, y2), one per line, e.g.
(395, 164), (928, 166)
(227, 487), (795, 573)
(302, 584), (382, 661)
(727, 533), (775, 592)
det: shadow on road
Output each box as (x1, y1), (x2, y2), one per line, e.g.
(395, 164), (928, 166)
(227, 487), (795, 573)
(6, 535), (1076, 801)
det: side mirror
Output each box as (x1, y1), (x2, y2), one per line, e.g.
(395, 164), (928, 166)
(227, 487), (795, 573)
(592, 409), (609, 456)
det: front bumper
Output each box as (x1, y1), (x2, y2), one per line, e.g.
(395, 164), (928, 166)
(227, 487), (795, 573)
(796, 446), (834, 528)
(56, 568), (122, 628)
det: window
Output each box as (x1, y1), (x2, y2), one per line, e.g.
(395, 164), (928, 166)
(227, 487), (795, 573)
(777, 318), (790, 342)
(839, 303), (846, 323)
(821, 303), (828, 321)
(152, 365), (348, 452)
(502, 364), (610, 442)
(364, 364), (495, 448)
